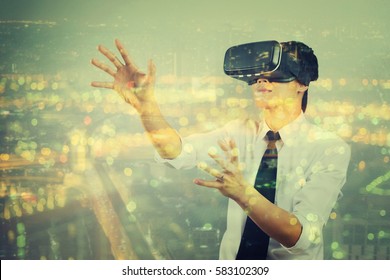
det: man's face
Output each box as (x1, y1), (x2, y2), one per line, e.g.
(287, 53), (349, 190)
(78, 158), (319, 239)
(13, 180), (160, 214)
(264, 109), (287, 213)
(250, 79), (304, 111)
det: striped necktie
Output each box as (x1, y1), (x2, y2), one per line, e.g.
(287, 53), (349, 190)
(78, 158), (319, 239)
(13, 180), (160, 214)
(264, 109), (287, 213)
(236, 130), (280, 260)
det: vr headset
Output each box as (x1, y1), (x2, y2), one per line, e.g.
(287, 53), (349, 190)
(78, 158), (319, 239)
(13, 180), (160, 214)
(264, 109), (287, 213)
(223, 40), (318, 86)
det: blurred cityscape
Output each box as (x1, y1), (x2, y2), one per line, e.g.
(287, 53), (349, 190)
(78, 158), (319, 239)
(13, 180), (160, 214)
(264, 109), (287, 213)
(0, 13), (389, 260)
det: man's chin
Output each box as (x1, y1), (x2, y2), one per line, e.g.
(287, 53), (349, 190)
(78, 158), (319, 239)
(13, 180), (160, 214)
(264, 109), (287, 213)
(254, 101), (268, 110)
(254, 98), (280, 110)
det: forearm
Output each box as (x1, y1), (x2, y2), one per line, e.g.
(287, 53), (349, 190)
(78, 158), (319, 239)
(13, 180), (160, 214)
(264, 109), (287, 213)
(235, 185), (302, 248)
(138, 98), (182, 159)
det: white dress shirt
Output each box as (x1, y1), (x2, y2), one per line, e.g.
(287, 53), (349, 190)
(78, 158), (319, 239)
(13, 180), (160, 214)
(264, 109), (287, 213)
(156, 113), (351, 259)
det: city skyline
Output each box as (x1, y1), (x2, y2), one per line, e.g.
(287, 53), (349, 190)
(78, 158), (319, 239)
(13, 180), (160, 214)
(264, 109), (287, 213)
(1, 0), (389, 261)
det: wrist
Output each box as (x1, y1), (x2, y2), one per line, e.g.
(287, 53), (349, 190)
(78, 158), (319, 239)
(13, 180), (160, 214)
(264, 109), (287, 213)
(234, 184), (262, 214)
(138, 98), (160, 117)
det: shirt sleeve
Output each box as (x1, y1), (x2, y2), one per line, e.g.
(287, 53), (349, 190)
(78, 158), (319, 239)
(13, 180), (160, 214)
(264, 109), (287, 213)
(154, 119), (242, 170)
(284, 138), (351, 254)
(154, 135), (198, 169)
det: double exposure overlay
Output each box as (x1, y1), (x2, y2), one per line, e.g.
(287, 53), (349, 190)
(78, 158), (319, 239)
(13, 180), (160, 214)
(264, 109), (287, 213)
(0, 0), (389, 260)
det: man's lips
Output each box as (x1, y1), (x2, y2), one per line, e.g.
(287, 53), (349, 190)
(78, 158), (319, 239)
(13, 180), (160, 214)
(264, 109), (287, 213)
(253, 88), (272, 100)
(255, 88), (272, 94)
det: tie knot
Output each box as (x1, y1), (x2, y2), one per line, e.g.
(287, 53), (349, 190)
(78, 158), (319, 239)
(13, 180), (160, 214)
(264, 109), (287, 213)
(266, 130), (281, 141)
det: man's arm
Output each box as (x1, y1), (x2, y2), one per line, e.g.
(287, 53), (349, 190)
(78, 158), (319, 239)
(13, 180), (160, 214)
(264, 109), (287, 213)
(138, 97), (182, 159)
(194, 138), (350, 249)
(91, 39), (181, 159)
(194, 139), (301, 248)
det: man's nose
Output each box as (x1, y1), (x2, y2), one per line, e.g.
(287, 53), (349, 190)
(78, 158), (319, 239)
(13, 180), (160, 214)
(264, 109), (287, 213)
(256, 79), (270, 84)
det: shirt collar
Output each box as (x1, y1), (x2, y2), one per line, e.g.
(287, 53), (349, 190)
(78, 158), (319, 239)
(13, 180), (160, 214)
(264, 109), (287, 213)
(259, 112), (306, 142)
(279, 112), (306, 142)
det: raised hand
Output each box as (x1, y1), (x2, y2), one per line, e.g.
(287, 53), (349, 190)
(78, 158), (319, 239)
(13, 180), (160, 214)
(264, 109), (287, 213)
(194, 138), (254, 201)
(91, 39), (156, 113)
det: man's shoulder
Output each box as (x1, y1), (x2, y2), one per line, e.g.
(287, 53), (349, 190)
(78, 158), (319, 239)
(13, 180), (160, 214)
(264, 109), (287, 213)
(303, 120), (346, 143)
(298, 119), (351, 156)
(224, 117), (259, 132)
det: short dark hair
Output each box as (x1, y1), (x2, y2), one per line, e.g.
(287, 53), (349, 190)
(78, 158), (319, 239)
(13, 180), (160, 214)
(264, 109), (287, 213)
(281, 41), (318, 112)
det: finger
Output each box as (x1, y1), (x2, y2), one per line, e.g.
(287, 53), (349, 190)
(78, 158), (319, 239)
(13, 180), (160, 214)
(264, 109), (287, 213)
(91, 81), (114, 89)
(197, 162), (223, 178)
(193, 178), (222, 189)
(98, 44), (123, 69)
(147, 59), (156, 83)
(91, 58), (116, 76)
(115, 39), (134, 67)
(208, 152), (227, 170)
(218, 138), (239, 165)
(229, 139), (239, 164)
(217, 139), (231, 162)
(217, 139), (237, 165)
(217, 138), (230, 152)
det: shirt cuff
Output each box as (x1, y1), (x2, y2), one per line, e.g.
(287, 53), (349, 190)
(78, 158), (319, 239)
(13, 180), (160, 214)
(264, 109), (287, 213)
(154, 137), (197, 170)
(282, 213), (323, 254)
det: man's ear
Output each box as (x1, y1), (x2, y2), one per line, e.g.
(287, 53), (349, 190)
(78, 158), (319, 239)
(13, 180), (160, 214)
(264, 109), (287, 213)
(297, 83), (308, 93)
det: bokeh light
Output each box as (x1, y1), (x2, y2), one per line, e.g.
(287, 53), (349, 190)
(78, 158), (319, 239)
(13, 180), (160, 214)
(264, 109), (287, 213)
(0, 0), (389, 261)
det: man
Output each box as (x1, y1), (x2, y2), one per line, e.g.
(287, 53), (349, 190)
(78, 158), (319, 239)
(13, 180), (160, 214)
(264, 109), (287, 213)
(91, 39), (350, 259)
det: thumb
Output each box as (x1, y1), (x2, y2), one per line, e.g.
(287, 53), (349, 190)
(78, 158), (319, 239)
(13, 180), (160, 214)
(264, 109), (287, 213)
(147, 59), (156, 83)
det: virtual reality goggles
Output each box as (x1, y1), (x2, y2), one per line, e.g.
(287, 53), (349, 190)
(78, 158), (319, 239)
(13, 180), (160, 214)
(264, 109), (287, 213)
(223, 40), (318, 86)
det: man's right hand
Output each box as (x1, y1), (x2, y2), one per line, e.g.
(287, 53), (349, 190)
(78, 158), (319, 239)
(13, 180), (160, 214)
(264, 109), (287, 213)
(90, 39), (182, 159)
(91, 39), (156, 114)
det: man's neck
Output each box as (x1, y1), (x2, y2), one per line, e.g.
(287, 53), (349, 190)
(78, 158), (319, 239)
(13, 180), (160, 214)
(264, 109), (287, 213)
(264, 106), (302, 132)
